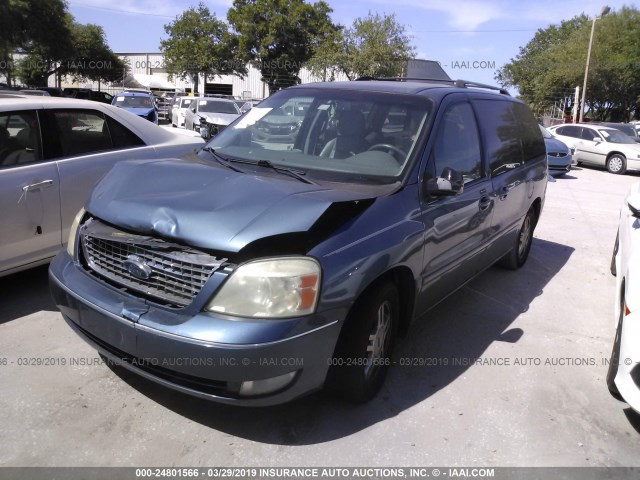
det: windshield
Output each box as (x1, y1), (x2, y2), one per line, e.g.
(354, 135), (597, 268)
(199, 100), (239, 114)
(598, 129), (636, 144)
(115, 95), (153, 108)
(206, 88), (433, 184)
(539, 125), (553, 139)
(180, 98), (193, 108)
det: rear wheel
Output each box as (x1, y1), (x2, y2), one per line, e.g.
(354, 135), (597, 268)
(326, 282), (399, 402)
(607, 154), (627, 174)
(498, 207), (536, 270)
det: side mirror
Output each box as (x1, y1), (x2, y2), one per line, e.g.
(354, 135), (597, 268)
(425, 167), (464, 197)
(593, 137), (601, 143)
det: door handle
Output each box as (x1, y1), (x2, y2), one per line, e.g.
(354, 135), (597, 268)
(22, 179), (53, 192)
(479, 196), (491, 211)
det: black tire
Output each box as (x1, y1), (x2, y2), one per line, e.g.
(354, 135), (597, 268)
(607, 154), (627, 175)
(326, 282), (399, 402)
(611, 232), (619, 277)
(498, 207), (536, 270)
(606, 296), (625, 401)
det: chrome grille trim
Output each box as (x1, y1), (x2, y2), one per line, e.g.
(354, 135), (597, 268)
(80, 219), (227, 307)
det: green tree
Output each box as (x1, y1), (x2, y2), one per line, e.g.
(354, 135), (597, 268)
(496, 7), (640, 120)
(309, 12), (415, 81)
(0, 0), (73, 86)
(16, 20), (126, 87)
(227, 0), (337, 93)
(160, 2), (243, 95)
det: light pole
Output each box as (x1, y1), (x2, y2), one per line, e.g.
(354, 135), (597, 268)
(579, 5), (610, 123)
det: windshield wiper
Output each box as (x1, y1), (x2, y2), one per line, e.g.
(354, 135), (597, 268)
(201, 147), (245, 174)
(258, 160), (318, 185)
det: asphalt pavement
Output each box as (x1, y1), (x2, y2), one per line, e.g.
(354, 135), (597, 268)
(1, 165), (639, 467)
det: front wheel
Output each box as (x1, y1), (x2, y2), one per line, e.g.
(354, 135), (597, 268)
(607, 154), (627, 175)
(498, 207), (536, 270)
(326, 282), (399, 402)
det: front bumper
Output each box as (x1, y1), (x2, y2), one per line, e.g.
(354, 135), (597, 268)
(49, 252), (341, 406)
(547, 155), (572, 176)
(614, 309), (640, 414)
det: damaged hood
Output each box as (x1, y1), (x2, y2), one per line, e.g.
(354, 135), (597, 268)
(85, 158), (376, 252)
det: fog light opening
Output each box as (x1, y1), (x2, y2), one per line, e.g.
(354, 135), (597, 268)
(238, 371), (298, 397)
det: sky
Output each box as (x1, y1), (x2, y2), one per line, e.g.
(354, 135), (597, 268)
(67, 0), (631, 94)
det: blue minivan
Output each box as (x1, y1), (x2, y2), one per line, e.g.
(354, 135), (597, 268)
(50, 79), (547, 405)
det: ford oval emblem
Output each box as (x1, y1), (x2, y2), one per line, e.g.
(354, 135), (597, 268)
(123, 255), (152, 280)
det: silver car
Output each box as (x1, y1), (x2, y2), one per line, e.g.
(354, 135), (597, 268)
(184, 97), (242, 132)
(0, 95), (204, 277)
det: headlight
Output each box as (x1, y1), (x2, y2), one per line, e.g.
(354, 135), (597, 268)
(206, 257), (321, 318)
(66, 207), (85, 256)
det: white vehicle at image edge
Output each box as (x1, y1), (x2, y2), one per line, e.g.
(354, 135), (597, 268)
(608, 182), (640, 414)
(548, 123), (640, 175)
(0, 95), (204, 277)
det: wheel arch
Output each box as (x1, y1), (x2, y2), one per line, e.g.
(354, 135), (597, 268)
(348, 266), (417, 338)
(530, 197), (542, 227)
(607, 151), (627, 161)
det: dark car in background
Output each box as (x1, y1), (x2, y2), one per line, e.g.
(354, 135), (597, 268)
(50, 78), (547, 406)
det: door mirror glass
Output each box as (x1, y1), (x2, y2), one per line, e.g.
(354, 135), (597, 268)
(426, 167), (464, 197)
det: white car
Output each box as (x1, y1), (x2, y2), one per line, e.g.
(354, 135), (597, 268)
(548, 123), (640, 174)
(0, 94), (204, 277)
(171, 96), (195, 129)
(608, 182), (640, 413)
(184, 97), (242, 132)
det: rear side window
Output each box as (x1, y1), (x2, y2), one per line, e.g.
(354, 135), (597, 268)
(49, 110), (113, 157)
(580, 128), (600, 141)
(512, 103), (545, 163)
(556, 125), (581, 138)
(473, 100), (521, 176)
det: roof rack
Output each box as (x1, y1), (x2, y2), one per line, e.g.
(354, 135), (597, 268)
(355, 76), (510, 96)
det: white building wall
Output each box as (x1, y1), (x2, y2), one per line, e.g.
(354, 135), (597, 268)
(2, 52), (347, 99)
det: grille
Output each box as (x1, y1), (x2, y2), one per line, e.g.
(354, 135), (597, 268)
(548, 152), (568, 158)
(80, 219), (227, 307)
